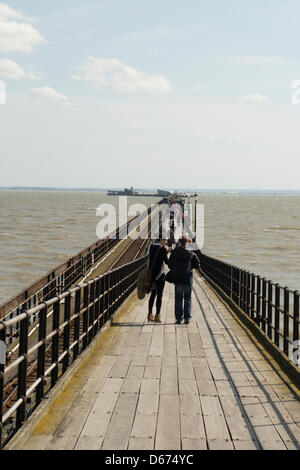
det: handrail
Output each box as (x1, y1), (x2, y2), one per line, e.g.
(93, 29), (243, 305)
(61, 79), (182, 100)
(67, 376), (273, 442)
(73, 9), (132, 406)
(0, 255), (148, 449)
(196, 251), (300, 366)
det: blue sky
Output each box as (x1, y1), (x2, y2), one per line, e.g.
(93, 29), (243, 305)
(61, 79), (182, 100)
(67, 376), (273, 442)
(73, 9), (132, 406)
(0, 0), (300, 189)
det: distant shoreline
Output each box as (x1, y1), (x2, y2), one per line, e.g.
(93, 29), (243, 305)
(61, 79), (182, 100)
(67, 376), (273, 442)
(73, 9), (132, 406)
(0, 187), (300, 195)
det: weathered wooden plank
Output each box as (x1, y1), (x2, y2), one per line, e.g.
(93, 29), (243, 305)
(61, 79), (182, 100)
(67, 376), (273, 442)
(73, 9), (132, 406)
(176, 327), (191, 357)
(84, 354), (118, 391)
(182, 438), (207, 450)
(188, 332), (204, 358)
(121, 376), (142, 394)
(130, 415), (157, 440)
(109, 355), (131, 378)
(136, 378), (160, 416)
(262, 400), (300, 448)
(79, 377), (123, 439)
(179, 379), (198, 396)
(242, 402), (286, 450)
(215, 380), (236, 397)
(124, 326), (142, 347)
(101, 393), (139, 449)
(127, 364), (145, 378)
(162, 331), (177, 367)
(219, 395), (258, 445)
(155, 395), (181, 450)
(128, 437), (154, 450)
(181, 415), (206, 440)
(160, 365), (178, 395)
(75, 435), (102, 450)
(180, 394), (201, 415)
(105, 327), (130, 356)
(178, 356), (195, 380)
(200, 396), (232, 449)
(149, 324), (164, 357)
(144, 356), (162, 379)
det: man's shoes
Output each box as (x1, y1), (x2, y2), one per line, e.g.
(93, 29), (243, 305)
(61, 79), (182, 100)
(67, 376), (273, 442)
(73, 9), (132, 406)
(184, 319), (190, 325)
(155, 314), (162, 323)
(175, 319), (181, 324)
(148, 313), (155, 322)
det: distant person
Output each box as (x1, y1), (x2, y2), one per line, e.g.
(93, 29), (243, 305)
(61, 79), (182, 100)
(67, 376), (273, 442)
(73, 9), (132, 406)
(147, 239), (169, 323)
(168, 237), (200, 324)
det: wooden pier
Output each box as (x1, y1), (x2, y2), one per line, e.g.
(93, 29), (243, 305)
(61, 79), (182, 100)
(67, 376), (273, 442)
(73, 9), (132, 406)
(8, 274), (300, 451)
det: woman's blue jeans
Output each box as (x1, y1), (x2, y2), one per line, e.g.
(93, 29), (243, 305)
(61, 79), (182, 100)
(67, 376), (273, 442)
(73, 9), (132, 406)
(174, 274), (193, 322)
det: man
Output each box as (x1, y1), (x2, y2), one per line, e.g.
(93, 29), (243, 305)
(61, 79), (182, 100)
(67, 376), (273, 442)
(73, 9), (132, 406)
(147, 238), (169, 323)
(169, 237), (200, 325)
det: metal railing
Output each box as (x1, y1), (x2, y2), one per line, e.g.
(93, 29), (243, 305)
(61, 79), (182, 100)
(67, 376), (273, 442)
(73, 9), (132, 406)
(0, 255), (147, 449)
(197, 252), (300, 366)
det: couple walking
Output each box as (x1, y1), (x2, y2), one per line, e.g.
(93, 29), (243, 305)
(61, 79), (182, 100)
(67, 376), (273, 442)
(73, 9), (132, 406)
(147, 237), (199, 324)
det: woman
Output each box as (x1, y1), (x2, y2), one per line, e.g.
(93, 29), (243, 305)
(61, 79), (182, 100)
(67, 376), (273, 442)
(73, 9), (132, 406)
(147, 238), (169, 323)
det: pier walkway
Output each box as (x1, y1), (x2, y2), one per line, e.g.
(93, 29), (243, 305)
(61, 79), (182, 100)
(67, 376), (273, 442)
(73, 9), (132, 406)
(9, 274), (300, 451)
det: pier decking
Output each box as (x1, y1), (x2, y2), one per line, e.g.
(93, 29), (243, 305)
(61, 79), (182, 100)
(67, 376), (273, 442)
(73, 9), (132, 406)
(10, 274), (300, 451)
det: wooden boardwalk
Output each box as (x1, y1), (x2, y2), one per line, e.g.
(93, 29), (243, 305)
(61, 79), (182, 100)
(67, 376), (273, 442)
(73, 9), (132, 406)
(14, 274), (300, 450)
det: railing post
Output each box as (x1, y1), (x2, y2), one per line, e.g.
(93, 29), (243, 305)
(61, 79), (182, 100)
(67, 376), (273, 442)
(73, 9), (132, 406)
(283, 288), (290, 356)
(267, 281), (273, 340)
(0, 322), (6, 450)
(242, 270), (247, 312)
(261, 278), (267, 333)
(94, 279), (100, 336)
(107, 273), (111, 320)
(63, 292), (71, 373)
(73, 288), (81, 361)
(238, 269), (242, 308)
(293, 291), (299, 363)
(36, 305), (47, 406)
(244, 272), (249, 315)
(16, 312), (29, 429)
(274, 284), (280, 347)
(88, 282), (95, 343)
(99, 276), (104, 329)
(238, 270), (243, 309)
(250, 274), (256, 320)
(51, 299), (60, 388)
(82, 284), (89, 351)
(256, 275), (261, 326)
(293, 291), (299, 345)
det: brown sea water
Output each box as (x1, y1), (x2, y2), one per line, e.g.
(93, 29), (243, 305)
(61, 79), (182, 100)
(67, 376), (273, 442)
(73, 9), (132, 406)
(0, 190), (299, 305)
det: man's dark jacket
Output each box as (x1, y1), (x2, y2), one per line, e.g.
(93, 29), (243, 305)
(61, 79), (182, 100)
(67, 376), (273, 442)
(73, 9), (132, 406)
(169, 247), (200, 284)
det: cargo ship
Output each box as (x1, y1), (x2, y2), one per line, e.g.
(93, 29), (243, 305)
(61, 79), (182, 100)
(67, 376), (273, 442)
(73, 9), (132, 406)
(107, 187), (172, 197)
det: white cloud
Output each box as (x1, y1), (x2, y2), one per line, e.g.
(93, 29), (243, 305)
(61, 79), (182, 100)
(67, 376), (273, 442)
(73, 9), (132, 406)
(223, 55), (296, 66)
(73, 56), (172, 94)
(0, 2), (44, 52)
(30, 87), (70, 106)
(0, 59), (40, 79)
(0, 3), (27, 20)
(242, 93), (270, 104)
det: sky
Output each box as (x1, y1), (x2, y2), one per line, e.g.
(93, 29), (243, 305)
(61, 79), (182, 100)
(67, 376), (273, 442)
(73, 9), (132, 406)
(0, 0), (300, 190)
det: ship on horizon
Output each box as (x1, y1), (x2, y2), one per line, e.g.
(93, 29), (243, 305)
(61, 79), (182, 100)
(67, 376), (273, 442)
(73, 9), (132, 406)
(108, 187), (173, 197)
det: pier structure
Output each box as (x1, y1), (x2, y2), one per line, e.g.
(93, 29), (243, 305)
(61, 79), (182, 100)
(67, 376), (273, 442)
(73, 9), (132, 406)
(0, 197), (299, 450)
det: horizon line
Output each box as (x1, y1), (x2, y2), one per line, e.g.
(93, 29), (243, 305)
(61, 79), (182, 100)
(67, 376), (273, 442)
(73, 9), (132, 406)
(1, 186), (300, 193)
